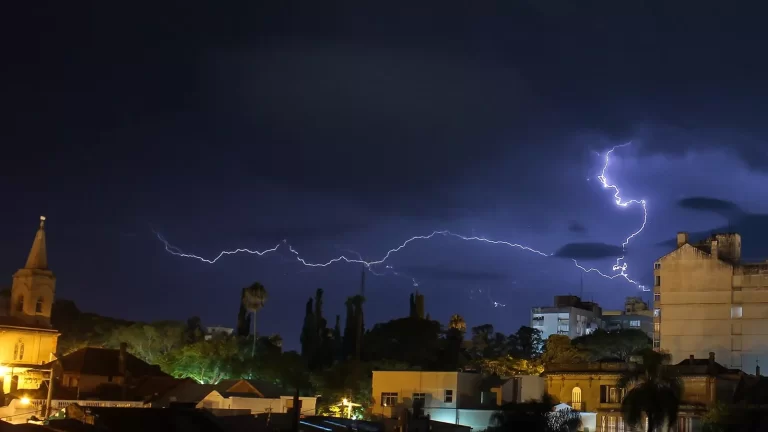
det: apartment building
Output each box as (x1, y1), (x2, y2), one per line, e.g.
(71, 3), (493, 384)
(654, 232), (768, 371)
(602, 297), (654, 339)
(531, 295), (602, 340)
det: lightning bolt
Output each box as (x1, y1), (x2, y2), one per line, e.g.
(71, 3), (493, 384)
(156, 144), (648, 290)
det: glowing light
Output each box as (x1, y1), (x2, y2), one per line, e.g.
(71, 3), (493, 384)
(19, 397), (30, 405)
(157, 144), (649, 290)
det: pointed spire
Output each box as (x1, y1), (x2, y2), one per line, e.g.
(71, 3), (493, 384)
(24, 216), (48, 269)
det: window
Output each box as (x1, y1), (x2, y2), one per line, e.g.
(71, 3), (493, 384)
(618, 417), (625, 432)
(444, 389), (454, 403)
(13, 340), (24, 361)
(654, 308), (660, 317)
(412, 393), (426, 403)
(629, 320), (640, 327)
(35, 297), (43, 313)
(654, 275), (661, 286)
(654, 322), (660, 332)
(16, 296), (23, 312)
(654, 262), (661, 269)
(381, 392), (398, 407)
(571, 387), (582, 410)
(654, 293), (660, 302)
(600, 386), (626, 403)
(653, 339), (661, 348)
(608, 416), (616, 432)
(731, 305), (743, 319)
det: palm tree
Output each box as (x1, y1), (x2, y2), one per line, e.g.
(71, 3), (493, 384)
(449, 314), (467, 332)
(242, 282), (268, 356)
(617, 349), (683, 432)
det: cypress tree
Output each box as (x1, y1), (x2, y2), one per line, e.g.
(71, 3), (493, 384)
(300, 298), (317, 361)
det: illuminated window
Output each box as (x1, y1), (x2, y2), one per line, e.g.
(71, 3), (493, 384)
(629, 320), (641, 327)
(654, 322), (660, 332)
(35, 297), (43, 313)
(444, 389), (454, 403)
(608, 415), (616, 432)
(732, 305), (743, 319)
(653, 339), (661, 348)
(381, 392), (398, 407)
(654, 308), (660, 317)
(571, 387), (582, 410)
(16, 296), (23, 312)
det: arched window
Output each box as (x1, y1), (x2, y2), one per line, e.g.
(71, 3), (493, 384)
(35, 297), (43, 313)
(13, 339), (24, 361)
(571, 386), (582, 410)
(16, 296), (23, 312)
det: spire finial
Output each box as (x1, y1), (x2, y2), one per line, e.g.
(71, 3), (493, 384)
(40, 215), (46, 229)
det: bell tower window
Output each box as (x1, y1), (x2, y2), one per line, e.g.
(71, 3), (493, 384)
(16, 296), (24, 312)
(13, 340), (24, 361)
(35, 297), (43, 313)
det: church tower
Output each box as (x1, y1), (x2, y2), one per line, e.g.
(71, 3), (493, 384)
(10, 216), (56, 327)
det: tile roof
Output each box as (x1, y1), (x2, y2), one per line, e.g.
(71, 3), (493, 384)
(44, 347), (169, 378)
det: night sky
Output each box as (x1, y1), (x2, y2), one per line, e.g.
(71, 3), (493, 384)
(3, 2), (768, 349)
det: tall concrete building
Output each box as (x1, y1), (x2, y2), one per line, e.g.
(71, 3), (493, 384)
(654, 232), (768, 371)
(531, 295), (602, 340)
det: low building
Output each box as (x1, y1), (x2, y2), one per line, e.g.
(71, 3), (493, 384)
(204, 326), (234, 340)
(542, 353), (743, 432)
(197, 379), (317, 416)
(531, 295), (602, 340)
(602, 297), (654, 339)
(371, 370), (544, 431)
(42, 343), (169, 398)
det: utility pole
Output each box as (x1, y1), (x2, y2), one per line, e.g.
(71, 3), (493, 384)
(44, 368), (54, 418)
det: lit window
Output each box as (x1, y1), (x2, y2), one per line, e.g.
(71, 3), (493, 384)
(13, 340), (24, 361)
(381, 392), (398, 407)
(653, 339), (660, 348)
(655, 276), (661, 286)
(629, 320), (641, 327)
(654, 322), (660, 332)
(654, 308), (660, 317)
(571, 387), (582, 410)
(731, 305), (743, 319)
(654, 293), (660, 302)
(444, 389), (454, 403)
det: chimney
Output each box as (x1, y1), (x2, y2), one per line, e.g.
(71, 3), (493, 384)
(676, 232), (688, 248)
(708, 352), (715, 368)
(689, 354), (694, 365)
(711, 240), (719, 260)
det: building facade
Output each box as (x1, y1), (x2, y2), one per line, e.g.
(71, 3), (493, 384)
(654, 232), (768, 370)
(543, 355), (742, 432)
(602, 297), (654, 340)
(371, 371), (544, 431)
(531, 296), (602, 340)
(0, 217), (59, 393)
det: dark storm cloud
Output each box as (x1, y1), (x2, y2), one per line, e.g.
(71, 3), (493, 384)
(403, 266), (507, 282)
(553, 243), (625, 260)
(656, 196), (768, 260)
(567, 221), (588, 234)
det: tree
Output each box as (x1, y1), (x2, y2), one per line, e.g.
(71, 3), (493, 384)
(242, 282), (268, 356)
(449, 314), (467, 332)
(572, 329), (651, 361)
(490, 393), (581, 432)
(184, 316), (204, 344)
(300, 297), (318, 360)
(701, 402), (729, 432)
(166, 336), (239, 384)
(475, 356), (543, 377)
(540, 335), (584, 365)
(364, 317), (442, 368)
(513, 326), (544, 359)
(110, 321), (184, 365)
(236, 287), (251, 338)
(617, 349), (683, 432)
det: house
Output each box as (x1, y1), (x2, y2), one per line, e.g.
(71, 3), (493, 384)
(196, 380), (317, 416)
(42, 342), (169, 397)
(153, 378), (317, 416)
(0, 217), (60, 393)
(542, 353), (743, 432)
(531, 296), (602, 340)
(371, 370), (544, 431)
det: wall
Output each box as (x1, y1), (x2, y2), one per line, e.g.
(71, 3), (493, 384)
(425, 408), (495, 432)
(197, 392), (317, 415)
(655, 244), (736, 365)
(61, 373), (124, 394)
(372, 371), (466, 419)
(0, 328), (58, 365)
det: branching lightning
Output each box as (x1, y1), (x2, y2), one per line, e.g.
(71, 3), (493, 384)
(156, 143), (649, 290)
